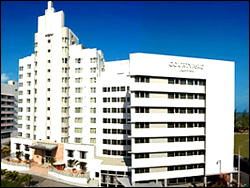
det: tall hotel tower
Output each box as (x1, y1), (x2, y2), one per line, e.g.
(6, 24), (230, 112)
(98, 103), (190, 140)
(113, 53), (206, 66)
(11, 1), (235, 187)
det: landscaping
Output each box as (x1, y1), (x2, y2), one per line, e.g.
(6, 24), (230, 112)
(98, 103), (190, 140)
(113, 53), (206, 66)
(234, 133), (249, 158)
(1, 169), (32, 187)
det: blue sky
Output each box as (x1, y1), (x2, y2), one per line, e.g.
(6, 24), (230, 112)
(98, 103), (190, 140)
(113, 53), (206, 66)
(1, 1), (249, 112)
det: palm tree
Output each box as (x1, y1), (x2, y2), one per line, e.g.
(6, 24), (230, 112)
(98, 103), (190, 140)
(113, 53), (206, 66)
(1, 169), (7, 176)
(48, 157), (56, 166)
(16, 151), (24, 161)
(76, 161), (87, 171)
(18, 174), (33, 186)
(5, 170), (19, 182)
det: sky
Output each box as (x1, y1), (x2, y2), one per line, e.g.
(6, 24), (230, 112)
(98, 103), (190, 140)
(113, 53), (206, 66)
(1, 1), (249, 112)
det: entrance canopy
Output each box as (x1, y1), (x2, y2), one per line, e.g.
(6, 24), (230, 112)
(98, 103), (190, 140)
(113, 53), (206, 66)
(30, 142), (57, 151)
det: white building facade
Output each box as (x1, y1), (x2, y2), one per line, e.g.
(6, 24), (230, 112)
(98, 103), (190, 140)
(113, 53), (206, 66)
(11, 1), (235, 187)
(1, 80), (18, 147)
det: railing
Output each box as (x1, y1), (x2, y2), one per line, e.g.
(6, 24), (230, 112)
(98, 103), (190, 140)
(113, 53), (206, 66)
(2, 158), (30, 168)
(48, 167), (89, 178)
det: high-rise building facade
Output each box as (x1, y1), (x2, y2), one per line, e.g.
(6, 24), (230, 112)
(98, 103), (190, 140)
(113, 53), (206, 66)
(11, 1), (235, 187)
(1, 80), (18, 147)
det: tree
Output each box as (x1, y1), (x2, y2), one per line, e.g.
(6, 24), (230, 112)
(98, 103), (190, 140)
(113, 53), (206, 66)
(239, 110), (249, 131)
(76, 161), (87, 171)
(1, 169), (7, 176)
(18, 174), (33, 186)
(5, 170), (19, 182)
(15, 151), (24, 160)
(48, 157), (56, 166)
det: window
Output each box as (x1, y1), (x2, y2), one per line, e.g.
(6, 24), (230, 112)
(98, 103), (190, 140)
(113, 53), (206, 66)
(168, 108), (174, 113)
(180, 93), (186, 99)
(90, 77), (96, 83)
(16, 144), (21, 150)
(67, 150), (74, 157)
(135, 168), (149, 174)
(168, 78), (174, 84)
(168, 93), (174, 99)
(90, 87), (96, 93)
(135, 107), (149, 113)
(90, 118), (96, 123)
(135, 153), (149, 159)
(90, 128), (96, 134)
(187, 94), (193, 99)
(61, 127), (68, 133)
(27, 73), (31, 77)
(75, 137), (82, 143)
(48, 49), (51, 53)
(24, 145), (29, 151)
(188, 79), (193, 85)
(75, 87), (83, 93)
(75, 77), (83, 83)
(80, 151), (87, 159)
(26, 125), (30, 130)
(19, 66), (23, 71)
(180, 79), (186, 85)
(135, 138), (149, 144)
(90, 138), (96, 144)
(90, 108), (96, 113)
(75, 97), (83, 103)
(135, 76), (149, 83)
(75, 118), (82, 123)
(48, 39), (51, 43)
(90, 98), (96, 103)
(19, 74), (23, 79)
(199, 80), (205, 86)
(75, 128), (83, 133)
(75, 107), (83, 113)
(27, 64), (31, 69)
(26, 133), (30, 138)
(90, 67), (96, 73)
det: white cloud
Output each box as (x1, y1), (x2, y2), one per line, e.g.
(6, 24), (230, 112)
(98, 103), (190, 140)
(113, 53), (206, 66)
(1, 73), (10, 83)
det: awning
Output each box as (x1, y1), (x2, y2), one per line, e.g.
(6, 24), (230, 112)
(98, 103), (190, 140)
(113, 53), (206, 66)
(29, 142), (57, 150)
(53, 161), (65, 165)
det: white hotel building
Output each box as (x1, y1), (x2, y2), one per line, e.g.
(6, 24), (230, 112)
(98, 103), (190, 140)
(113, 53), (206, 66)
(10, 1), (235, 187)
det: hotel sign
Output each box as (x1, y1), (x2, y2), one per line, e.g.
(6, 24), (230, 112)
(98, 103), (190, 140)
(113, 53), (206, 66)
(169, 62), (204, 73)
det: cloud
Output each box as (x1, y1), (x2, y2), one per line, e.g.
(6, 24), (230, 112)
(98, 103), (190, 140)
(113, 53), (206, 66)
(1, 73), (10, 83)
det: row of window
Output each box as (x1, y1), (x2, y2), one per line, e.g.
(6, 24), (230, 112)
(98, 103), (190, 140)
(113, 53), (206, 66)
(135, 150), (205, 159)
(103, 129), (131, 135)
(103, 118), (130, 124)
(134, 76), (206, 86)
(103, 139), (131, 145)
(135, 91), (205, 100)
(103, 97), (130, 103)
(18, 132), (30, 138)
(103, 149), (131, 157)
(135, 163), (205, 174)
(134, 122), (205, 129)
(135, 136), (205, 144)
(19, 73), (32, 79)
(103, 86), (129, 92)
(135, 107), (206, 114)
(66, 149), (87, 159)
(103, 108), (130, 113)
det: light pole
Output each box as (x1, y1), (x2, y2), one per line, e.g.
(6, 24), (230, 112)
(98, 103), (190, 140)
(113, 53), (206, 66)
(238, 139), (249, 187)
(216, 160), (221, 174)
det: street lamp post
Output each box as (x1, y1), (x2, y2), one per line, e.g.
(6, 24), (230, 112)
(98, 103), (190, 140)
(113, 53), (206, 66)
(217, 160), (221, 174)
(238, 139), (249, 187)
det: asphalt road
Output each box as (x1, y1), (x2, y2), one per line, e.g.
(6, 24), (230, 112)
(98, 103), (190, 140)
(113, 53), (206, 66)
(28, 174), (79, 187)
(233, 171), (249, 187)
